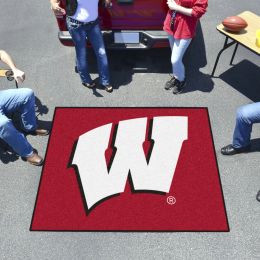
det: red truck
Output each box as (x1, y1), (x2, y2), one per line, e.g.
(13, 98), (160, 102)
(56, 0), (169, 49)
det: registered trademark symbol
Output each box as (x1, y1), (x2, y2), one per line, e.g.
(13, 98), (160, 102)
(167, 196), (176, 205)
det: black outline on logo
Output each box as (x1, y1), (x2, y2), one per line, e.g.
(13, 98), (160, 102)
(128, 172), (166, 196)
(106, 123), (118, 172)
(144, 118), (155, 164)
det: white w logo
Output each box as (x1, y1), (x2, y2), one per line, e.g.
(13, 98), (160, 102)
(71, 116), (188, 211)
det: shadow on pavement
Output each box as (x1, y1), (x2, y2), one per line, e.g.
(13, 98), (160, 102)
(183, 22), (214, 94)
(250, 138), (260, 153)
(35, 96), (52, 131)
(86, 21), (213, 93)
(36, 119), (52, 133)
(219, 60), (260, 102)
(88, 48), (172, 91)
(0, 140), (19, 164)
(35, 96), (49, 117)
(90, 83), (104, 98)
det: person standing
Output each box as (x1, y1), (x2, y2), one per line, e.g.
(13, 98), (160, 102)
(50, 0), (113, 93)
(0, 50), (49, 166)
(163, 0), (208, 94)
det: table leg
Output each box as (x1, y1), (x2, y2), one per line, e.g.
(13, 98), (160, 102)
(211, 37), (236, 77)
(230, 43), (239, 65)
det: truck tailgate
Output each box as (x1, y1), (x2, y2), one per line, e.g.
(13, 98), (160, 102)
(100, 0), (168, 30)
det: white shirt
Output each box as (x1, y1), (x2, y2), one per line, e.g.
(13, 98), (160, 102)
(71, 0), (99, 23)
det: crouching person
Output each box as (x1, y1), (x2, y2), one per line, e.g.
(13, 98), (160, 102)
(0, 50), (48, 166)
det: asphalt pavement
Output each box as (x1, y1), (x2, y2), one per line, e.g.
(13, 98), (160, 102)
(0, 0), (259, 259)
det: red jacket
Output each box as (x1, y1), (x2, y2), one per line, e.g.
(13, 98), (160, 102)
(163, 0), (208, 39)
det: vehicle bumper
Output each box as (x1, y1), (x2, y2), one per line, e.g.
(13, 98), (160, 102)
(58, 30), (169, 49)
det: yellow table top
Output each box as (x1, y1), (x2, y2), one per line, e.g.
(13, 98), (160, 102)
(217, 11), (260, 55)
(0, 69), (9, 77)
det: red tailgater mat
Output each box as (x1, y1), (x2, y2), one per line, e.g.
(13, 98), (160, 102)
(31, 108), (229, 232)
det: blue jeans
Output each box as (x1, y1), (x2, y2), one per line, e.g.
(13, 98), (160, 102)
(0, 88), (37, 157)
(67, 17), (110, 86)
(168, 35), (192, 82)
(233, 102), (260, 148)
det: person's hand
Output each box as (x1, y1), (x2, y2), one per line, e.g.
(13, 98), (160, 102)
(51, 1), (66, 16)
(12, 68), (25, 84)
(167, 0), (179, 11)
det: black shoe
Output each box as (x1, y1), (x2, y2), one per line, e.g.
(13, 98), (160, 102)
(256, 190), (260, 202)
(82, 81), (96, 89)
(164, 76), (176, 90)
(221, 144), (251, 155)
(22, 152), (44, 166)
(172, 79), (186, 94)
